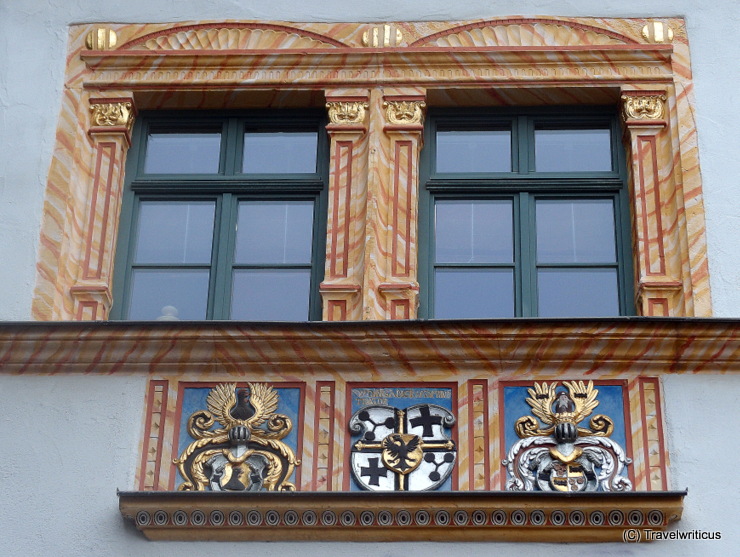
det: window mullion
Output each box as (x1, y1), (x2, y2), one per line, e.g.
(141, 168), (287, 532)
(224, 117), (242, 176)
(519, 192), (536, 317)
(516, 115), (531, 175)
(210, 193), (236, 319)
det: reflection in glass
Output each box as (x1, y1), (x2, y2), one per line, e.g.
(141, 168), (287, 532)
(436, 130), (511, 173)
(435, 200), (513, 263)
(134, 201), (215, 264)
(435, 269), (514, 318)
(537, 269), (619, 317)
(536, 199), (616, 263)
(235, 201), (314, 264)
(144, 132), (221, 174)
(128, 269), (210, 320)
(243, 132), (317, 173)
(231, 269), (311, 320)
(535, 128), (612, 172)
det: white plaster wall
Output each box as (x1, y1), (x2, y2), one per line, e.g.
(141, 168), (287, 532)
(0, 373), (737, 556)
(0, 0), (738, 319)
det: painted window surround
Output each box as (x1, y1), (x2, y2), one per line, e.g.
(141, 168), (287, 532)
(33, 17), (711, 322)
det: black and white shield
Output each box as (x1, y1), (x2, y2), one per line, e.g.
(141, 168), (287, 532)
(349, 404), (456, 491)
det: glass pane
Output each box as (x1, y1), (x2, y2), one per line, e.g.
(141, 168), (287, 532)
(128, 269), (209, 320)
(535, 128), (612, 172)
(434, 269), (514, 318)
(536, 199), (616, 263)
(436, 130), (511, 173)
(144, 132), (221, 174)
(243, 132), (318, 173)
(231, 269), (311, 320)
(235, 201), (314, 264)
(435, 200), (513, 263)
(537, 268), (619, 317)
(134, 202), (215, 264)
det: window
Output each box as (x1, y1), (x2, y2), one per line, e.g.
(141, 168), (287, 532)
(111, 110), (328, 321)
(419, 107), (633, 318)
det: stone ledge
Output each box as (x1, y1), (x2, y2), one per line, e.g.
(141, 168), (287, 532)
(119, 490), (685, 542)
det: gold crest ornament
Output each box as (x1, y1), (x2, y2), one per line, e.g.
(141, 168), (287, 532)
(504, 381), (631, 493)
(174, 383), (299, 492)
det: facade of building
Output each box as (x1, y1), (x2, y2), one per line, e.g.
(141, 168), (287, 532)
(1, 1), (739, 556)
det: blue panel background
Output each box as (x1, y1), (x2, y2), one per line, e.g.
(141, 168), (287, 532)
(503, 384), (627, 459)
(351, 387), (454, 414)
(176, 385), (300, 488)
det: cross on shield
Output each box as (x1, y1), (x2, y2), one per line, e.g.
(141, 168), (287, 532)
(349, 404), (456, 491)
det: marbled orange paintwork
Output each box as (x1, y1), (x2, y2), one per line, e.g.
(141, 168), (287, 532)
(24, 18), (720, 498)
(32, 17), (710, 321)
(1, 319), (736, 492)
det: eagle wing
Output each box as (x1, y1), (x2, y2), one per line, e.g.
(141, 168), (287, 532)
(525, 382), (557, 425)
(565, 380), (599, 423)
(245, 382), (279, 429)
(206, 382), (238, 429)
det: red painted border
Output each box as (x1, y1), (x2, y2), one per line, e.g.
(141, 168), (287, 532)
(327, 299), (348, 321)
(468, 379), (490, 490)
(391, 140), (414, 278)
(83, 142), (117, 280)
(639, 377), (668, 490)
(637, 134), (666, 276)
(139, 379), (168, 490)
(312, 381), (335, 491)
(329, 140), (354, 279)
(389, 299), (410, 319)
(648, 298), (670, 316)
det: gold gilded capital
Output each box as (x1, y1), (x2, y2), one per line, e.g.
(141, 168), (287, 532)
(90, 100), (135, 130)
(383, 100), (426, 126)
(326, 101), (369, 125)
(621, 94), (666, 121)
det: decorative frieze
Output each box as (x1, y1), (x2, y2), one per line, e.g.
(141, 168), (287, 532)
(119, 490), (685, 542)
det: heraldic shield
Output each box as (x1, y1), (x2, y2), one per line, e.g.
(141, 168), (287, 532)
(349, 404), (456, 491)
(174, 382), (299, 492)
(503, 381), (632, 493)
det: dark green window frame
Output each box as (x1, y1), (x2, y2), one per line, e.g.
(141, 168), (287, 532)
(419, 106), (634, 319)
(111, 109), (329, 321)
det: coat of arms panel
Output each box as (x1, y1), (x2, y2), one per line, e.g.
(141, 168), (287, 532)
(502, 381), (633, 492)
(348, 385), (457, 491)
(174, 382), (302, 491)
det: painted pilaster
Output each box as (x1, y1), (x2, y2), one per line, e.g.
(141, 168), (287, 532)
(621, 91), (685, 316)
(70, 97), (135, 320)
(363, 90), (426, 320)
(321, 92), (370, 321)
